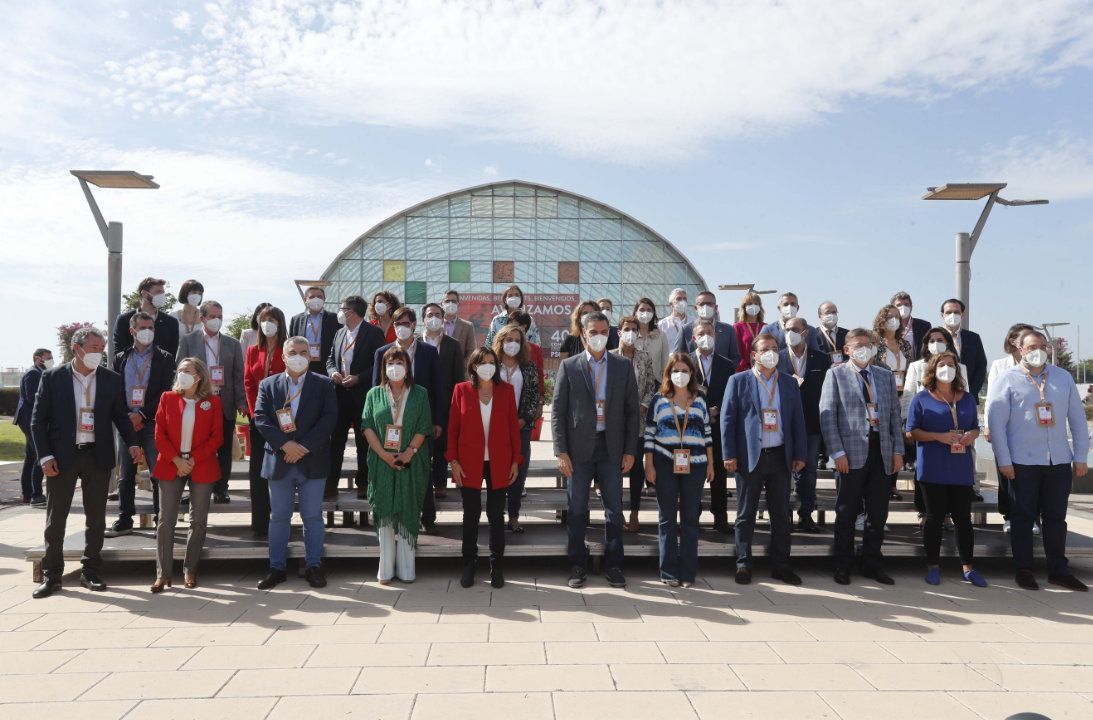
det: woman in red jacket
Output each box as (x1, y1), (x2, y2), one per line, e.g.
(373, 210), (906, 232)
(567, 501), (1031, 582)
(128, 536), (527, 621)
(152, 358), (223, 592)
(447, 347), (522, 589)
(243, 305), (286, 537)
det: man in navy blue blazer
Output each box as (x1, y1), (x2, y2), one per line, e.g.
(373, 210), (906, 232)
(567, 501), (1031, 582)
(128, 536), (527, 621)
(16, 347), (52, 505)
(777, 317), (831, 532)
(674, 290), (742, 369)
(762, 291), (816, 350)
(721, 333), (807, 586)
(940, 298), (988, 399)
(810, 300), (848, 365)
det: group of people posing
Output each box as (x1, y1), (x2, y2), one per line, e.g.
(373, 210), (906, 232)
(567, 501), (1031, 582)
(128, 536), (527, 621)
(20, 278), (1088, 599)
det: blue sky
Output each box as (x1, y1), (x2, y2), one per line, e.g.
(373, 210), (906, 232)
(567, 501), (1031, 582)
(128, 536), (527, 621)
(2, 1), (1092, 369)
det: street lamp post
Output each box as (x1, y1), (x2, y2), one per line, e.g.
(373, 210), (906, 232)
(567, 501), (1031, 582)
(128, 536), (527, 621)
(922, 183), (1047, 329)
(1041, 322), (1070, 367)
(70, 170), (159, 359)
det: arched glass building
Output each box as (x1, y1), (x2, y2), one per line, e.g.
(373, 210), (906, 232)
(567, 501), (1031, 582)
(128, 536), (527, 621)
(317, 180), (707, 356)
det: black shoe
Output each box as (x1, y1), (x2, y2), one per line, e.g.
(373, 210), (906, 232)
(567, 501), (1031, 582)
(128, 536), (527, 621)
(80, 571), (107, 591)
(972, 491), (984, 502)
(861, 567), (895, 585)
(422, 521), (437, 535)
(567, 565), (587, 589)
(889, 491), (903, 501)
(772, 567), (802, 586)
(735, 567), (752, 585)
(834, 568), (851, 585)
(1048, 573), (1088, 591)
(796, 513), (821, 533)
(324, 489), (339, 501)
(107, 492), (119, 501)
(252, 530), (268, 540)
(257, 569), (288, 590)
(30, 495), (47, 508)
(605, 567), (626, 588)
(213, 491), (231, 504)
(1015, 569), (1039, 590)
(490, 559), (505, 589)
(180, 495), (190, 508)
(461, 562), (476, 588)
(712, 519), (733, 535)
(304, 565), (327, 588)
(103, 520), (132, 538)
(32, 578), (62, 599)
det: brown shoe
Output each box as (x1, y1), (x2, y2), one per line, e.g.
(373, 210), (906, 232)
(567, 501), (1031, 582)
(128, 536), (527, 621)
(184, 574), (198, 589)
(151, 577), (172, 593)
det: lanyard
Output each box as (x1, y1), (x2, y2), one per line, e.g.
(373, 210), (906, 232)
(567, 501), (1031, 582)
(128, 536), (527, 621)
(342, 328), (359, 356)
(590, 357), (606, 400)
(696, 354), (710, 384)
(858, 368), (875, 403)
(284, 376), (305, 409)
(387, 386), (407, 425)
(502, 362), (519, 383)
(132, 351), (152, 387)
(76, 370), (96, 406)
(204, 334), (220, 363)
(308, 314), (320, 340)
(670, 398), (691, 448)
(752, 368), (779, 407)
(948, 398), (960, 428)
(1022, 366), (1048, 402)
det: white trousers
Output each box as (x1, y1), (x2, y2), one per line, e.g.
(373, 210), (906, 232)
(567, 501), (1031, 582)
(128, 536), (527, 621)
(377, 525), (416, 582)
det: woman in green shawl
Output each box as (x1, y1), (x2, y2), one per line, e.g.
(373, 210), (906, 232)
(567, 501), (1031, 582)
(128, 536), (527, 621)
(361, 346), (432, 584)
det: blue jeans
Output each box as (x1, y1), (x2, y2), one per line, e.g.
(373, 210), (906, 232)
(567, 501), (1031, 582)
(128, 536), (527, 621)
(567, 435), (624, 570)
(268, 466), (325, 570)
(117, 422), (159, 525)
(652, 453), (704, 583)
(1009, 463), (1071, 575)
(507, 427), (533, 521)
(792, 434), (823, 514)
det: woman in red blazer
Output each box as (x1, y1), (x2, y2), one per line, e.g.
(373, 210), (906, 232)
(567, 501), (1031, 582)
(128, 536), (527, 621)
(152, 358), (223, 592)
(447, 347), (522, 589)
(242, 305), (286, 537)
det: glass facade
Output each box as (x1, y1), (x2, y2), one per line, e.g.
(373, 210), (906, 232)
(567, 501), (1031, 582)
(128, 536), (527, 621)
(318, 181), (708, 355)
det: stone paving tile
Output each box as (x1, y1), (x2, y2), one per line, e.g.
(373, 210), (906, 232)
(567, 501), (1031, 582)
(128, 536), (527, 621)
(0, 672), (107, 703)
(219, 667), (360, 697)
(695, 620), (814, 642)
(687, 690), (839, 719)
(437, 607), (541, 624)
(969, 664), (1093, 692)
(307, 641), (428, 667)
(657, 640), (782, 664)
(951, 691), (1093, 719)
(412, 691), (554, 719)
(486, 663), (615, 691)
(546, 640), (664, 665)
(82, 669), (234, 700)
(852, 662), (1001, 691)
(268, 694), (415, 719)
(489, 621), (596, 642)
(878, 640), (1020, 664)
(183, 643), (316, 670)
(610, 663), (745, 691)
(427, 641), (545, 666)
(378, 622), (487, 643)
(769, 640), (900, 664)
(266, 624), (383, 645)
(57, 647), (199, 673)
(36, 627), (169, 650)
(820, 690), (981, 720)
(0, 648), (81, 674)
(0, 700), (135, 719)
(539, 606), (642, 623)
(151, 626), (274, 646)
(18, 611), (142, 630)
(131, 697), (278, 720)
(352, 666), (484, 694)
(553, 690), (699, 720)
(732, 663), (873, 691)
(595, 621), (707, 641)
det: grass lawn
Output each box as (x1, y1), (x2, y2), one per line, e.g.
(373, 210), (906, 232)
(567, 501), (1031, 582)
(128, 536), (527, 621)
(0, 420), (26, 461)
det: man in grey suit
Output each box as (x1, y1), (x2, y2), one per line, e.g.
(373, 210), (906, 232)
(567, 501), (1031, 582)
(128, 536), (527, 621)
(177, 301), (247, 503)
(442, 290), (478, 363)
(819, 327), (904, 586)
(553, 311), (640, 589)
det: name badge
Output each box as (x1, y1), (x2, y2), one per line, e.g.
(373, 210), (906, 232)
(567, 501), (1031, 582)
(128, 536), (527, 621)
(795, 375), (805, 387)
(950, 429), (966, 454)
(595, 400), (605, 425)
(830, 353), (844, 365)
(761, 408), (779, 432)
(309, 343), (321, 360)
(79, 407), (95, 433)
(866, 402), (879, 427)
(129, 387), (145, 407)
(275, 407), (296, 433)
(672, 448), (690, 474)
(894, 371), (905, 393)
(210, 365), (225, 386)
(1036, 402), (1055, 427)
(384, 424), (402, 450)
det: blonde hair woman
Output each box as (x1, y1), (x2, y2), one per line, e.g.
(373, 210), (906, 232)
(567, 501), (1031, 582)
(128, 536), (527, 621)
(733, 292), (766, 371)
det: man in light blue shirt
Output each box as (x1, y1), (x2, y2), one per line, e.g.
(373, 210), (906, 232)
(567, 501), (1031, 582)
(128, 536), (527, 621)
(987, 328), (1089, 591)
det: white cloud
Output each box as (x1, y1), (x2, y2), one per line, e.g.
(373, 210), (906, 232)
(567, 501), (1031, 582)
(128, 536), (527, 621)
(980, 133), (1093, 201)
(172, 11), (192, 32)
(482, 164), (499, 176)
(93, 0), (1093, 163)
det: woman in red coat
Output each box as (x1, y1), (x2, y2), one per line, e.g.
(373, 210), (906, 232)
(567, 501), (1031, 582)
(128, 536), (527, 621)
(447, 347), (522, 589)
(243, 305), (286, 537)
(152, 358), (223, 592)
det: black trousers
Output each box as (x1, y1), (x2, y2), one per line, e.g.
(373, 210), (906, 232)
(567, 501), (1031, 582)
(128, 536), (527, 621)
(327, 394), (365, 495)
(734, 447), (792, 569)
(996, 461), (1012, 519)
(1010, 463), (1071, 575)
(833, 433), (889, 571)
(18, 421), (43, 500)
(213, 412), (235, 495)
(461, 462), (506, 563)
(43, 447), (110, 579)
(248, 422), (270, 535)
(921, 482), (974, 565)
(707, 432), (729, 522)
(421, 434), (444, 526)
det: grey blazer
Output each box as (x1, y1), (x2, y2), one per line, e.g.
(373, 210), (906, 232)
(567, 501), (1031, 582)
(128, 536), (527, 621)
(818, 362), (903, 471)
(177, 330), (246, 419)
(551, 352), (640, 464)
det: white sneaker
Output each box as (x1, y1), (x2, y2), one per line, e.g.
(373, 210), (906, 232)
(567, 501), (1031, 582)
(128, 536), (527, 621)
(1003, 519), (1011, 533)
(855, 514), (865, 532)
(1032, 523), (1041, 536)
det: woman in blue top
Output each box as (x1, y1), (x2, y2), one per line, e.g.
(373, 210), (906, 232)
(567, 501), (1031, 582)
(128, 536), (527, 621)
(906, 351), (986, 587)
(644, 353), (714, 587)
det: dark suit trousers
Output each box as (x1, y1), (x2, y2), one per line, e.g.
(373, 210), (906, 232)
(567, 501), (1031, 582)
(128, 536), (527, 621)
(707, 429), (729, 522)
(214, 413), (235, 495)
(1009, 463), (1071, 575)
(18, 421), (43, 499)
(43, 447), (110, 579)
(327, 392), (365, 495)
(567, 434), (624, 570)
(248, 423), (270, 535)
(460, 463), (506, 563)
(734, 447), (792, 569)
(833, 433), (889, 571)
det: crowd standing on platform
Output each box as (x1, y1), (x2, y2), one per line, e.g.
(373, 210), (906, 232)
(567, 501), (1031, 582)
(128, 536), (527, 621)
(19, 276), (1090, 600)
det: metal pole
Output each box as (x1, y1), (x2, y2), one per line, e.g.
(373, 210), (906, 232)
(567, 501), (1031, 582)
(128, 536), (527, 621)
(107, 221), (123, 360)
(955, 232), (971, 328)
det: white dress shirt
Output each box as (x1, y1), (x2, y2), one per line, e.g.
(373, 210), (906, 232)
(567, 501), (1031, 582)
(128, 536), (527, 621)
(180, 398), (197, 454)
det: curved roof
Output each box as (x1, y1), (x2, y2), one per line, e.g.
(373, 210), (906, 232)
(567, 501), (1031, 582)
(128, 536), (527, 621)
(318, 179), (708, 289)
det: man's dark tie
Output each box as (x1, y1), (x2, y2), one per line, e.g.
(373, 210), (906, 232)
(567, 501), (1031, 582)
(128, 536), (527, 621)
(858, 368), (871, 400)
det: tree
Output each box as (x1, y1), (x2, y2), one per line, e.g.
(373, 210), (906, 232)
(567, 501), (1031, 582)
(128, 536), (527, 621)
(226, 312), (251, 341)
(1051, 336), (1076, 378)
(123, 288), (178, 313)
(56, 322), (105, 363)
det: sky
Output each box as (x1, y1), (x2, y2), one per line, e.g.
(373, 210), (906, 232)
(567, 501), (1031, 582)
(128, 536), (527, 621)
(2, 0), (1092, 370)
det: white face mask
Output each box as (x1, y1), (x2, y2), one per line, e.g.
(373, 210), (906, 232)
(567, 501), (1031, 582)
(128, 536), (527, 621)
(695, 334), (715, 352)
(943, 312), (962, 329)
(636, 310), (653, 324)
(744, 303), (761, 317)
(442, 301), (458, 315)
(505, 296), (521, 309)
(780, 304), (798, 319)
(579, 313), (592, 327)
(1024, 349), (1048, 367)
(424, 316), (443, 332)
(672, 299), (688, 314)
(620, 329), (637, 346)
(884, 317), (900, 332)
(81, 351), (103, 368)
(386, 364), (407, 382)
(284, 354), (310, 374)
(134, 328), (155, 346)
(670, 371), (691, 388)
(261, 321), (278, 337)
(177, 372), (196, 390)
(187, 293), (203, 307)
(601, 309), (613, 322)
(927, 341), (947, 356)
(306, 297), (325, 312)
(373, 301), (389, 316)
(820, 313), (838, 329)
(896, 304), (911, 319)
(149, 292), (167, 309)
(204, 317), (222, 334)
(502, 341), (521, 357)
(336, 310), (347, 325)
(935, 365), (956, 383)
(585, 334), (609, 353)
(758, 350), (779, 369)
(394, 325), (414, 341)
(42, 358), (55, 370)
(696, 304), (715, 320)
(784, 330), (803, 348)
(475, 363), (496, 381)
(850, 346), (873, 365)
